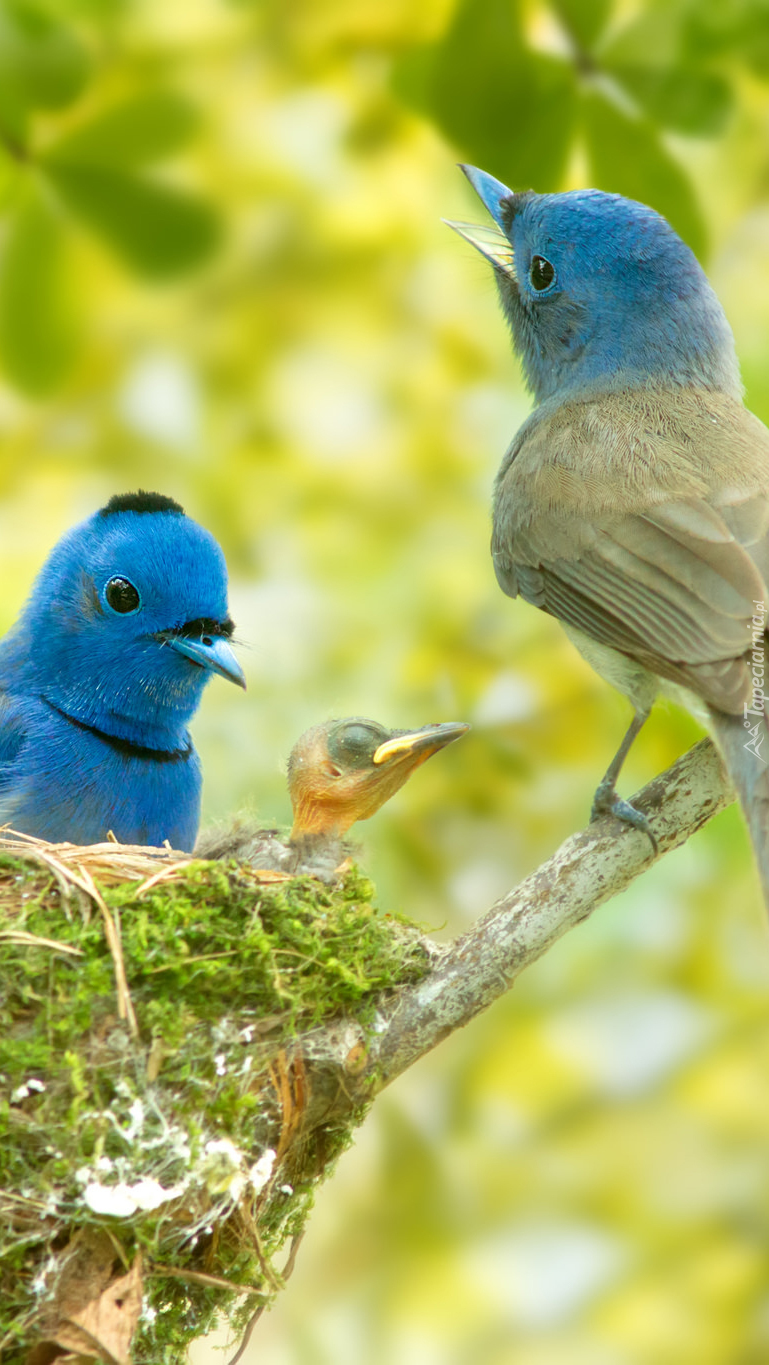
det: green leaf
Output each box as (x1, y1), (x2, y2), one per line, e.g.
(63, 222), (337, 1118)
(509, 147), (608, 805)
(416, 0), (576, 191)
(45, 90), (200, 168)
(0, 83), (26, 146)
(390, 43), (437, 121)
(0, 0), (90, 111)
(583, 89), (706, 258)
(600, 10), (733, 136)
(38, 0), (127, 19)
(0, 182), (78, 393)
(727, 0), (769, 78)
(0, 141), (19, 208)
(607, 64), (732, 136)
(43, 163), (221, 278)
(550, 0), (612, 51)
(684, 0), (769, 68)
(599, 8), (681, 67)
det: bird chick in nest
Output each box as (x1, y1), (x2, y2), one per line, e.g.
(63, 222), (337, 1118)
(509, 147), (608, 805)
(197, 717), (469, 881)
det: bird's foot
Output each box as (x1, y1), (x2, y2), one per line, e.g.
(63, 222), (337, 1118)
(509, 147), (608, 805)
(590, 781), (658, 855)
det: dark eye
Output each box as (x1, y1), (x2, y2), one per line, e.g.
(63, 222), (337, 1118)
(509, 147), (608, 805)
(340, 724), (377, 752)
(105, 576), (141, 614)
(328, 722), (381, 768)
(529, 256), (555, 291)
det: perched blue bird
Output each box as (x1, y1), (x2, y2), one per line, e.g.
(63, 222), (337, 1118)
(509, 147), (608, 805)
(449, 168), (769, 904)
(0, 491), (245, 850)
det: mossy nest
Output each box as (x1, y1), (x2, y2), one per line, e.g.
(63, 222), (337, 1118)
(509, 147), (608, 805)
(0, 832), (429, 1364)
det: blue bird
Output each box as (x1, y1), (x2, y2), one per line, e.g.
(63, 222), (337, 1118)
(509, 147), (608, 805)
(449, 168), (769, 904)
(0, 491), (245, 851)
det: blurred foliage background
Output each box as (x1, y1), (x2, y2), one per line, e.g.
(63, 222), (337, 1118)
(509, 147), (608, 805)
(0, 0), (768, 1361)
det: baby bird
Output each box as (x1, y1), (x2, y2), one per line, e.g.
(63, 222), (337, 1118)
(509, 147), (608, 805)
(198, 717), (469, 879)
(0, 491), (245, 850)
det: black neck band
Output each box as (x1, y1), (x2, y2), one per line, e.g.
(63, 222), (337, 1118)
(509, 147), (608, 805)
(45, 700), (192, 765)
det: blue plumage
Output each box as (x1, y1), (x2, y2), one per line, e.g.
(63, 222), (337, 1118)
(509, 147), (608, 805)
(453, 168), (740, 403)
(452, 169), (769, 905)
(0, 491), (245, 850)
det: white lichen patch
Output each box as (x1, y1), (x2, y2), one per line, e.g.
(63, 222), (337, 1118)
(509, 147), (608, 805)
(194, 1138), (277, 1201)
(198, 1137), (246, 1196)
(10, 1077), (46, 1102)
(125, 1097), (146, 1137)
(249, 1149), (276, 1193)
(203, 1137), (243, 1164)
(82, 1176), (187, 1217)
(31, 1254), (59, 1299)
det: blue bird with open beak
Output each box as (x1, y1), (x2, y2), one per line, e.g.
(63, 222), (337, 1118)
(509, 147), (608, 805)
(448, 166), (769, 905)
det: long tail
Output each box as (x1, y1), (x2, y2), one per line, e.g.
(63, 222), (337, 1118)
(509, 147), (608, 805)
(708, 705), (769, 911)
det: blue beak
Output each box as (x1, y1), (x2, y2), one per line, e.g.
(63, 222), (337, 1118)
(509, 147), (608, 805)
(443, 165), (517, 279)
(459, 165), (514, 228)
(159, 630), (246, 689)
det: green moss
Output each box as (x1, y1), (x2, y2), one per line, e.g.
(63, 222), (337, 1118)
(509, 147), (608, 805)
(0, 851), (428, 1361)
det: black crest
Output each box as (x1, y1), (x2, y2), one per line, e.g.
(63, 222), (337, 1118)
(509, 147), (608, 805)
(98, 491), (185, 518)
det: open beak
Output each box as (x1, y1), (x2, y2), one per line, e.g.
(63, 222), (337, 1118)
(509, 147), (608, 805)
(460, 165), (514, 226)
(159, 630), (246, 689)
(373, 721), (470, 769)
(443, 164), (516, 278)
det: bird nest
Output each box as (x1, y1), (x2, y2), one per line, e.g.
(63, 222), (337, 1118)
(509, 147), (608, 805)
(0, 830), (429, 1364)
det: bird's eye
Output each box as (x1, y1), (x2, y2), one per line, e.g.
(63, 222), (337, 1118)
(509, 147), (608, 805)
(529, 256), (555, 291)
(327, 721), (382, 770)
(340, 724), (378, 752)
(105, 576), (141, 614)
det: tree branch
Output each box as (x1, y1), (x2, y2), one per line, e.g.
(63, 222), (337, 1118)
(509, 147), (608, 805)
(369, 737), (732, 1086)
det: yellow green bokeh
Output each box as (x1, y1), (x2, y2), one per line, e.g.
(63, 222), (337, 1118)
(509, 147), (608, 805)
(1, 1), (768, 1361)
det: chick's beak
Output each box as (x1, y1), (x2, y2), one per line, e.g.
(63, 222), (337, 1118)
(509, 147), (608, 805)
(159, 630), (246, 689)
(444, 164), (516, 279)
(373, 721), (470, 770)
(289, 720), (470, 841)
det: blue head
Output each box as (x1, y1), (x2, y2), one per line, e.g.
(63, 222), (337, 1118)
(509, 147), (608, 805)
(448, 167), (741, 405)
(0, 491), (245, 746)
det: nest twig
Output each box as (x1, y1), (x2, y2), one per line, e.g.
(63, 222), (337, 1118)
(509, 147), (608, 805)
(0, 826), (192, 883)
(0, 828), (192, 1038)
(0, 830), (293, 1038)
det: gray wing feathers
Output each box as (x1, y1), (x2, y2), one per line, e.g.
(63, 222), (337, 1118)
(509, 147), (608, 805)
(492, 390), (769, 714)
